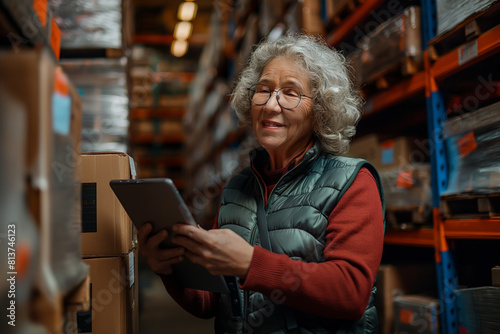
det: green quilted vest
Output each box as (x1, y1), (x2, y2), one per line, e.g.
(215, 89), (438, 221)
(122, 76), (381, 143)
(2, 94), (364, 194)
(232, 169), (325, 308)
(214, 142), (385, 334)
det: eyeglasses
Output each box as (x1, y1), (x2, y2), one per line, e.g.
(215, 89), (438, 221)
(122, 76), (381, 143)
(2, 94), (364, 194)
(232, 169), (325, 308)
(247, 84), (313, 110)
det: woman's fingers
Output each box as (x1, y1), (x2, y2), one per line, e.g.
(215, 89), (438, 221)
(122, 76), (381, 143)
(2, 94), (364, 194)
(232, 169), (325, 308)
(149, 252), (185, 276)
(137, 223), (187, 276)
(172, 224), (254, 278)
(173, 224), (206, 244)
(137, 223), (153, 247)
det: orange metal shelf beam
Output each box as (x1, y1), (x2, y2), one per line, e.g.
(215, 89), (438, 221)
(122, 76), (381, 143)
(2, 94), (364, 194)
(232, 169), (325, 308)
(363, 71), (426, 116)
(444, 218), (500, 239)
(130, 108), (186, 120)
(432, 24), (500, 81)
(326, 0), (386, 47)
(383, 228), (435, 247)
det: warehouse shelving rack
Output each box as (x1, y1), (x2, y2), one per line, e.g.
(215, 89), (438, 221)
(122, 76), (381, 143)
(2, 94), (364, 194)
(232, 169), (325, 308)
(423, 1), (500, 332)
(325, 0), (500, 333)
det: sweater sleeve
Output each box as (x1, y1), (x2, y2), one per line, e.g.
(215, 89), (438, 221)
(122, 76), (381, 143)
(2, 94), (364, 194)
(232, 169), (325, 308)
(239, 167), (384, 320)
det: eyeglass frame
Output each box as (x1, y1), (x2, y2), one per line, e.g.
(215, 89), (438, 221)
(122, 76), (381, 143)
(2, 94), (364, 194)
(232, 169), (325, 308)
(247, 84), (313, 110)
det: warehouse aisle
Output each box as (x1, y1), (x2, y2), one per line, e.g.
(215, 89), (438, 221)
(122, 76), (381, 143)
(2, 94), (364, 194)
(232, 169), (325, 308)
(139, 266), (214, 333)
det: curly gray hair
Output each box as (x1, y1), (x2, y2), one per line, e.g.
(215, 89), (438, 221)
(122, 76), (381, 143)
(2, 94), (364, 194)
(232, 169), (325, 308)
(230, 33), (363, 155)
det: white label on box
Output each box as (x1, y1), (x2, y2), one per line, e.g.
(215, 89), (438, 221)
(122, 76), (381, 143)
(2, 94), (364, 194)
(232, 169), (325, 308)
(129, 156), (137, 180)
(129, 252), (135, 288)
(458, 39), (478, 66)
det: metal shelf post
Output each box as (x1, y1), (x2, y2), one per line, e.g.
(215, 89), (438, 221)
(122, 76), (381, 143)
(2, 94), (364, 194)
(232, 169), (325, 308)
(421, 0), (458, 332)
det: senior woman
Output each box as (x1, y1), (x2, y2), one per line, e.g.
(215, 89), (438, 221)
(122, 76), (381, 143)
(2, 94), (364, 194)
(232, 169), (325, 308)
(138, 33), (385, 333)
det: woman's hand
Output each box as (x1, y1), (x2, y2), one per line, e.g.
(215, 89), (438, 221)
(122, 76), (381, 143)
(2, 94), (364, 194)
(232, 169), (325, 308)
(172, 224), (254, 279)
(137, 223), (185, 276)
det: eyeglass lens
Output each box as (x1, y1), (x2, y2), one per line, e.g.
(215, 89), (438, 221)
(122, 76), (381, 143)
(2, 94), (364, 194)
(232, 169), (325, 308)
(249, 84), (302, 109)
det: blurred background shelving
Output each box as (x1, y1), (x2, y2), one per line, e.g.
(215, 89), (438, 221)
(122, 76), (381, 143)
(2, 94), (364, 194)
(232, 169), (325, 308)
(2, 0), (500, 333)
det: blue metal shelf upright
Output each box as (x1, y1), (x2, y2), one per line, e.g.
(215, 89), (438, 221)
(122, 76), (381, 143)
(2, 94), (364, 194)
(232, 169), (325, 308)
(421, 0), (458, 333)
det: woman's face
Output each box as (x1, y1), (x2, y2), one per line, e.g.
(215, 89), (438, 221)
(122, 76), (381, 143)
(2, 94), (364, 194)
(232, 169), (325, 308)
(251, 57), (314, 161)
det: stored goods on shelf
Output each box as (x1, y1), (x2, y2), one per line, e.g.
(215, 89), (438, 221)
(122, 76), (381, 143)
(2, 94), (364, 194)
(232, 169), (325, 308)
(81, 152), (137, 257)
(1, 48), (90, 333)
(436, 0), (499, 36)
(442, 101), (500, 195)
(0, 86), (41, 334)
(129, 119), (184, 136)
(349, 6), (422, 85)
(379, 163), (432, 228)
(347, 133), (381, 168)
(60, 58), (129, 152)
(348, 134), (423, 171)
(376, 264), (437, 334)
(393, 295), (440, 334)
(76, 249), (139, 334)
(0, 49), (88, 294)
(455, 286), (500, 333)
(49, 0), (132, 52)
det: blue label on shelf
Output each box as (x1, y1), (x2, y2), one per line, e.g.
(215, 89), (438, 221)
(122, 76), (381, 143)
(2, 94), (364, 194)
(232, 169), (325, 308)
(52, 92), (71, 135)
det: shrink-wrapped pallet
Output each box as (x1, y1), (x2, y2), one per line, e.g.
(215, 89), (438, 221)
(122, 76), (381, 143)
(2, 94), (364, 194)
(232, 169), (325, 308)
(49, 0), (132, 51)
(455, 287), (500, 333)
(436, 0), (499, 36)
(442, 101), (500, 195)
(60, 58), (129, 153)
(351, 6), (422, 84)
(379, 164), (432, 227)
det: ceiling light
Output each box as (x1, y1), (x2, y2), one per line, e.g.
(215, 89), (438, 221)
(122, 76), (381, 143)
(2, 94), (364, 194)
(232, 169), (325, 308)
(178, 2), (198, 21)
(174, 21), (192, 41)
(171, 40), (188, 57)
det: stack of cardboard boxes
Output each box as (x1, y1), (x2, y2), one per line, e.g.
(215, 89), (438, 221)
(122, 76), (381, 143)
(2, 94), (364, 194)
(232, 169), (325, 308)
(347, 134), (433, 227)
(347, 134), (437, 333)
(0, 49), (88, 332)
(1, 47), (139, 333)
(79, 152), (139, 334)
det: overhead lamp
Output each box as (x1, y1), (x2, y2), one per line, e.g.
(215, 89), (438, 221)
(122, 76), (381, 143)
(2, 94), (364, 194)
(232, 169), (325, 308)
(174, 21), (193, 41)
(178, 2), (198, 21)
(171, 40), (188, 57)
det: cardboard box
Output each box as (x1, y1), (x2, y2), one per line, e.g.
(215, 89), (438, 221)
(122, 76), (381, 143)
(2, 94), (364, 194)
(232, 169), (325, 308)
(492, 266), (500, 287)
(393, 295), (439, 334)
(81, 152), (137, 257)
(77, 249), (139, 334)
(0, 49), (88, 295)
(379, 136), (419, 170)
(376, 264), (437, 334)
(347, 133), (382, 169)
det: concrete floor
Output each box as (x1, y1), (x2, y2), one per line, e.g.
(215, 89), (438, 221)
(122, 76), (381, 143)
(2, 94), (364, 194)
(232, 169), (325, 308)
(139, 267), (214, 334)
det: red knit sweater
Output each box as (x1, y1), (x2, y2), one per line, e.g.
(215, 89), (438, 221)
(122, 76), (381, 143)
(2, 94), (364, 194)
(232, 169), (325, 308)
(161, 167), (384, 320)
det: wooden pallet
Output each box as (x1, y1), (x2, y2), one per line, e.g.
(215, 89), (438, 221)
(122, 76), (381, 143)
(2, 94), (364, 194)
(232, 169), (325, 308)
(428, 2), (500, 60)
(373, 57), (420, 90)
(440, 193), (500, 219)
(386, 204), (432, 229)
(360, 56), (421, 93)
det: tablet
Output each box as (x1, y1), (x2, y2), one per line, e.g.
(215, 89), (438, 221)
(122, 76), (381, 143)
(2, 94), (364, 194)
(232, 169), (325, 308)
(109, 178), (229, 293)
